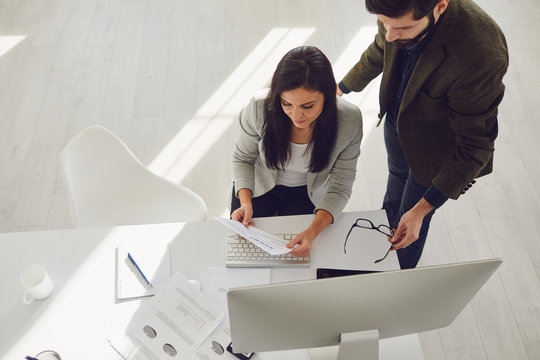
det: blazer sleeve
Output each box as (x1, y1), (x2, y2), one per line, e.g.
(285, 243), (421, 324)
(315, 104), (363, 220)
(341, 20), (386, 92)
(232, 96), (262, 195)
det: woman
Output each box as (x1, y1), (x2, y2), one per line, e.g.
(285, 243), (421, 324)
(231, 46), (363, 257)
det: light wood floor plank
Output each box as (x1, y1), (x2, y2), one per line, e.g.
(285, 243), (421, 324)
(131, 0), (172, 118)
(30, 0), (68, 47)
(99, 21), (144, 141)
(445, 347), (487, 360)
(0, 0), (18, 33)
(10, 70), (78, 228)
(0, 187), (18, 232)
(116, 0), (147, 23)
(418, 330), (446, 360)
(167, 0), (198, 87)
(492, 120), (540, 263)
(52, 0), (95, 72)
(64, 45), (113, 140)
(472, 271), (530, 360)
(482, 218), (540, 359)
(46, 186), (72, 230)
(0, 45), (55, 187)
(507, 122), (540, 191)
(86, 0), (120, 46)
(129, 116), (163, 166)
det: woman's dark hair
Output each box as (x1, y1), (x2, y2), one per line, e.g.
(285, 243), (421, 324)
(365, 0), (440, 20)
(262, 46), (337, 173)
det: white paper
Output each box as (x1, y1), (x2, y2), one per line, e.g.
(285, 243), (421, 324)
(190, 324), (283, 360)
(116, 237), (171, 300)
(126, 272), (224, 359)
(215, 217), (293, 255)
(199, 267), (271, 323)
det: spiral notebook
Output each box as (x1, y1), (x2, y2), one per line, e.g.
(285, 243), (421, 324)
(115, 237), (171, 301)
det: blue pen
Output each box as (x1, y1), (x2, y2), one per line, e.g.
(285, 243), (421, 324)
(127, 252), (153, 288)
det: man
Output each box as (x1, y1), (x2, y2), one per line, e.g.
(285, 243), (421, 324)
(337, 0), (508, 269)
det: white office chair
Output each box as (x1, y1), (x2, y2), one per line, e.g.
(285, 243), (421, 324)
(59, 125), (208, 227)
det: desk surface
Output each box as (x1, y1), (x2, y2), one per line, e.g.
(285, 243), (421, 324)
(0, 210), (422, 360)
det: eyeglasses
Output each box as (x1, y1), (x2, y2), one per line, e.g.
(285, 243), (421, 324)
(344, 218), (394, 264)
(25, 350), (61, 360)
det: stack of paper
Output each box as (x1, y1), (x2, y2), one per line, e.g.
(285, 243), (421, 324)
(126, 273), (224, 359)
(215, 217), (293, 255)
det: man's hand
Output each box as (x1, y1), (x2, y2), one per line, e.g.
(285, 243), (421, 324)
(390, 198), (434, 250)
(336, 83), (343, 97)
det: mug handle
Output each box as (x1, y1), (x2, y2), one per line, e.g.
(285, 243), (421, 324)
(23, 290), (35, 304)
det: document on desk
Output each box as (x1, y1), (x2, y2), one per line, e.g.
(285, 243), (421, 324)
(200, 267), (271, 323)
(116, 236), (171, 301)
(126, 272), (224, 359)
(215, 217), (292, 255)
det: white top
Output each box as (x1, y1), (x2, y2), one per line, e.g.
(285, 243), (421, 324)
(276, 142), (311, 187)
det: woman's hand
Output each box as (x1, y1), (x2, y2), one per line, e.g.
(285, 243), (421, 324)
(285, 209), (333, 257)
(231, 188), (255, 227)
(286, 229), (316, 257)
(231, 203), (255, 227)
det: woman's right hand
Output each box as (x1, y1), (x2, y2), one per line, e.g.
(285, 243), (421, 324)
(231, 203), (255, 227)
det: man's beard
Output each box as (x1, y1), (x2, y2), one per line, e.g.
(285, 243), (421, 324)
(393, 12), (436, 49)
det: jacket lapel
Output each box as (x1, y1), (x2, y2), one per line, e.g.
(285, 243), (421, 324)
(378, 44), (400, 123)
(398, 46), (445, 114)
(398, 0), (458, 118)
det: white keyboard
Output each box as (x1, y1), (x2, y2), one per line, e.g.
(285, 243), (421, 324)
(226, 234), (311, 268)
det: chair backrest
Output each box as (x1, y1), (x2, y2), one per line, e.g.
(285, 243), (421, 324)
(59, 125), (207, 227)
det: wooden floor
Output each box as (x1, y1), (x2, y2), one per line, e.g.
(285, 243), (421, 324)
(1, 0), (539, 358)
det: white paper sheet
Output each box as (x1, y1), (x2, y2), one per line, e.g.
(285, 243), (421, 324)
(199, 267), (271, 323)
(215, 217), (293, 255)
(126, 273), (224, 359)
(190, 323), (284, 360)
(116, 237), (171, 300)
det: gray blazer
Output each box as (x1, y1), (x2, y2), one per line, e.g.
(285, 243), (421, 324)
(232, 89), (363, 221)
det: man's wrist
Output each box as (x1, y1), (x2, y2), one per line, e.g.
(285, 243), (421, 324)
(423, 185), (448, 209)
(338, 81), (352, 94)
(412, 198), (435, 217)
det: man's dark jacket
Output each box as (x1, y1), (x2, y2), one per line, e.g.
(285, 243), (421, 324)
(342, 0), (509, 199)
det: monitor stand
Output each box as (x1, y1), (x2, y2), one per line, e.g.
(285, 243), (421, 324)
(308, 330), (379, 360)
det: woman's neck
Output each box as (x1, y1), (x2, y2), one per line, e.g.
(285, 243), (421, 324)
(290, 126), (313, 144)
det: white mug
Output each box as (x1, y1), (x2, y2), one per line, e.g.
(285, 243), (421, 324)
(20, 265), (54, 304)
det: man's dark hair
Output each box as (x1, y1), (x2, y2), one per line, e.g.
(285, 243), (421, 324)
(366, 0), (440, 20)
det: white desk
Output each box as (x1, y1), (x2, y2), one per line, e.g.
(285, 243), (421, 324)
(0, 210), (424, 359)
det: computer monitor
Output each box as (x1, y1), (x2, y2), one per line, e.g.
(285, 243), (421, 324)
(227, 259), (502, 360)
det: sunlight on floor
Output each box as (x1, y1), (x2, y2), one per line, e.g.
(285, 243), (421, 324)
(0, 35), (25, 57)
(148, 28), (316, 182)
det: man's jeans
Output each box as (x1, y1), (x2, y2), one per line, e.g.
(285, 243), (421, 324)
(383, 117), (437, 269)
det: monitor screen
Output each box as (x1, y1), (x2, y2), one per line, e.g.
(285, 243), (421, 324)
(227, 259), (501, 354)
